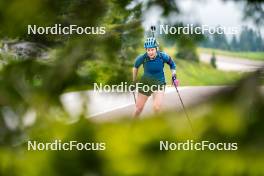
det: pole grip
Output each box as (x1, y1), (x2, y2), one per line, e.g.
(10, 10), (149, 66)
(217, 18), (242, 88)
(150, 25), (156, 38)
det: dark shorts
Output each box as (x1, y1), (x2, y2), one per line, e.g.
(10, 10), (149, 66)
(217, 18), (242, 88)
(137, 77), (166, 96)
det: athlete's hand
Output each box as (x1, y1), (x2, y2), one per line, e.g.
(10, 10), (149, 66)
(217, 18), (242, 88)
(172, 74), (179, 87)
(131, 81), (137, 91)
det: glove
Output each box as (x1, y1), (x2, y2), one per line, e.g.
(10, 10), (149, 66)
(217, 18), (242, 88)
(172, 74), (179, 87)
(130, 81), (137, 91)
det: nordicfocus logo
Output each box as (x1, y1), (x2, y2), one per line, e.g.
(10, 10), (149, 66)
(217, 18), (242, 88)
(93, 82), (165, 93)
(159, 24), (239, 35)
(28, 24), (106, 35)
(27, 140), (106, 151)
(160, 140), (238, 151)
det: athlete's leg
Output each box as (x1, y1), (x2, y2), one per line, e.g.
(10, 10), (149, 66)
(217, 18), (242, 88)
(152, 91), (165, 113)
(133, 92), (149, 118)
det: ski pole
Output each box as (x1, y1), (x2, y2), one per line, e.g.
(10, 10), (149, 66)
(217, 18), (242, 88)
(150, 25), (156, 38)
(172, 78), (194, 132)
(132, 91), (136, 104)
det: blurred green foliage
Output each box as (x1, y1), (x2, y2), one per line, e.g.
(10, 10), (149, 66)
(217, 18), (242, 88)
(0, 0), (264, 175)
(0, 71), (263, 176)
(0, 0), (145, 144)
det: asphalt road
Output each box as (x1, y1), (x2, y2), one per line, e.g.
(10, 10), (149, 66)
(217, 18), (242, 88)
(199, 53), (264, 72)
(61, 86), (232, 122)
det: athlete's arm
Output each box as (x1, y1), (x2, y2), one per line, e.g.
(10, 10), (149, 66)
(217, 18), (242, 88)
(132, 67), (138, 82)
(171, 69), (176, 75)
(166, 56), (176, 71)
(161, 52), (176, 73)
(133, 55), (144, 82)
